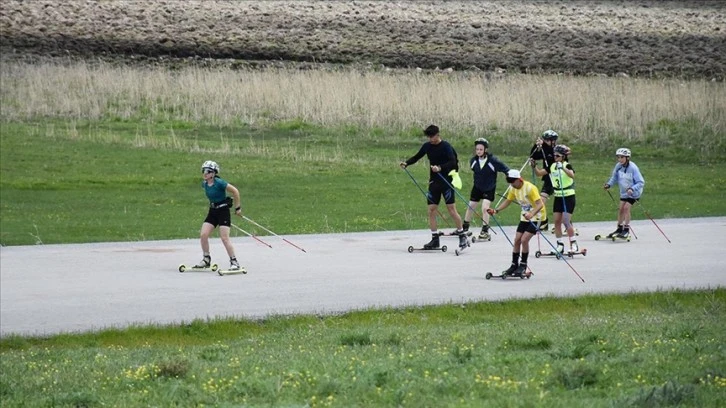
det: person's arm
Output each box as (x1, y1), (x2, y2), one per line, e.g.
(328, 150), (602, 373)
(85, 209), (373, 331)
(561, 163), (575, 179)
(526, 198), (544, 220)
(401, 144), (427, 168)
(492, 155), (510, 174)
(489, 199), (512, 214)
(604, 165), (619, 189)
(437, 144), (458, 174)
(226, 183), (242, 215)
(534, 165), (548, 178)
(631, 165), (644, 190)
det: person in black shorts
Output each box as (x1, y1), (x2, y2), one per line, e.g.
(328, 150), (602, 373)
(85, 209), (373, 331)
(401, 125), (466, 249)
(535, 145), (579, 254)
(196, 160), (243, 271)
(464, 138), (510, 240)
(487, 170), (548, 277)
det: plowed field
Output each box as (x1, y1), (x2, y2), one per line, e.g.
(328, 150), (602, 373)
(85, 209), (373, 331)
(1, 1), (724, 78)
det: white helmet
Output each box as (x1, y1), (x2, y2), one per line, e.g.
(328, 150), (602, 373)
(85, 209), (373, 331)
(201, 160), (220, 174)
(615, 148), (631, 157)
(542, 130), (559, 140)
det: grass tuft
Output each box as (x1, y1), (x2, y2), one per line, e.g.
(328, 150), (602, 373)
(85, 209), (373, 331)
(623, 380), (695, 407)
(157, 359), (191, 379)
(339, 331), (372, 346)
(553, 363), (600, 390)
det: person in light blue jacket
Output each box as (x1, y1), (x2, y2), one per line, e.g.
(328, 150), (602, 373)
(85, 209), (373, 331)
(603, 148), (645, 239)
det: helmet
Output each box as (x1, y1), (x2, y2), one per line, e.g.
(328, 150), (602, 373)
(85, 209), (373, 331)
(615, 148), (631, 157)
(554, 145), (571, 156)
(506, 169), (521, 181)
(542, 130), (558, 140)
(201, 160), (220, 174)
(474, 137), (488, 147)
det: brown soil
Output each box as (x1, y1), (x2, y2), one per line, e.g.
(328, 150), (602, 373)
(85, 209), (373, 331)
(1, 0), (724, 78)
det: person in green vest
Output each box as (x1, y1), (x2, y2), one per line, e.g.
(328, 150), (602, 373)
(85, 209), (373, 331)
(535, 145), (578, 254)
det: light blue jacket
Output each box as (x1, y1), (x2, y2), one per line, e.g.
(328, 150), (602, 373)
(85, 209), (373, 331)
(607, 161), (645, 199)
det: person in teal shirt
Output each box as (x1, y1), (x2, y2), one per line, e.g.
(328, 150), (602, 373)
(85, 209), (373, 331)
(196, 160), (242, 271)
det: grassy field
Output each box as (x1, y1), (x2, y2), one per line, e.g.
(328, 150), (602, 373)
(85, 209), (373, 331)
(1, 118), (725, 246)
(1, 290), (724, 407)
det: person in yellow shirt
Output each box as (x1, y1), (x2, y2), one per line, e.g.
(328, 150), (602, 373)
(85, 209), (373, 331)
(487, 169), (547, 276)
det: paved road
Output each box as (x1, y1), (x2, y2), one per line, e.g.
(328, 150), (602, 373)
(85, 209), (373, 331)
(2, 217), (725, 337)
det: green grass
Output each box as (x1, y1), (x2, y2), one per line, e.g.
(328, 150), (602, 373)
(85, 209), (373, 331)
(1, 119), (724, 246)
(1, 290), (724, 407)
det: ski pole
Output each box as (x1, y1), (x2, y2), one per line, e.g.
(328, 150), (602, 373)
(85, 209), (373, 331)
(606, 190), (638, 239)
(528, 220), (585, 283)
(435, 172), (496, 234)
(242, 215), (307, 253)
(401, 167), (452, 228)
(635, 201), (671, 243)
(231, 223), (273, 248)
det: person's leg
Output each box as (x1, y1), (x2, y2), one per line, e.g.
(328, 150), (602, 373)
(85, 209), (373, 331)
(518, 231), (536, 273)
(200, 222), (214, 254)
(620, 200), (634, 236)
(219, 226), (235, 259)
(427, 203), (439, 232)
(553, 212), (564, 252)
(445, 203), (464, 230)
(196, 222), (215, 267)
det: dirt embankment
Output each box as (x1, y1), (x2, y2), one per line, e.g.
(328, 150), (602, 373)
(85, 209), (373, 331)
(1, 1), (724, 78)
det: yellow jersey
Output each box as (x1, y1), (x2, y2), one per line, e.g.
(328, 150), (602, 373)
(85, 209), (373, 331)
(505, 180), (547, 222)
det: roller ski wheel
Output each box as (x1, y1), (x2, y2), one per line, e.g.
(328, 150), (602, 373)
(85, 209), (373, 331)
(179, 263), (219, 273)
(594, 234), (602, 241)
(535, 250), (542, 258)
(408, 245), (448, 253)
(485, 272), (493, 280)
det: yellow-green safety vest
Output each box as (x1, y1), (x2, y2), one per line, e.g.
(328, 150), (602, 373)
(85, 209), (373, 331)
(549, 161), (575, 197)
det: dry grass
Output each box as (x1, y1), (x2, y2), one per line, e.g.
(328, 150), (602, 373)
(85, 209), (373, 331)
(2, 60), (724, 143)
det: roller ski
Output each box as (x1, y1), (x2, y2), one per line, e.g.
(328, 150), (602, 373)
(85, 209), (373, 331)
(178, 256), (218, 273)
(454, 234), (471, 256)
(485, 264), (532, 280)
(536, 241), (586, 259)
(217, 258), (247, 276)
(437, 230), (472, 237)
(408, 235), (447, 253)
(471, 229), (491, 243)
(595, 228), (631, 242)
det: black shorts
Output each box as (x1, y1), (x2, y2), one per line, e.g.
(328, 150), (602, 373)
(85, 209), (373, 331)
(540, 178), (554, 196)
(204, 207), (231, 227)
(621, 197), (639, 205)
(516, 219), (548, 235)
(426, 180), (455, 205)
(470, 186), (495, 202)
(553, 195), (576, 214)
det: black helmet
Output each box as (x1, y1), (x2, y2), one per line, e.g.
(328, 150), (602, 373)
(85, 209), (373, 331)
(474, 138), (488, 148)
(554, 145), (571, 156)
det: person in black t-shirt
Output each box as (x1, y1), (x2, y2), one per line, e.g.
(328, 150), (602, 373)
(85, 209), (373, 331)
(401, 125), (466, 249)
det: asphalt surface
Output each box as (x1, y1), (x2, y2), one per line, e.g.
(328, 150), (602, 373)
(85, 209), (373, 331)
(2, 217), (725, 337)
